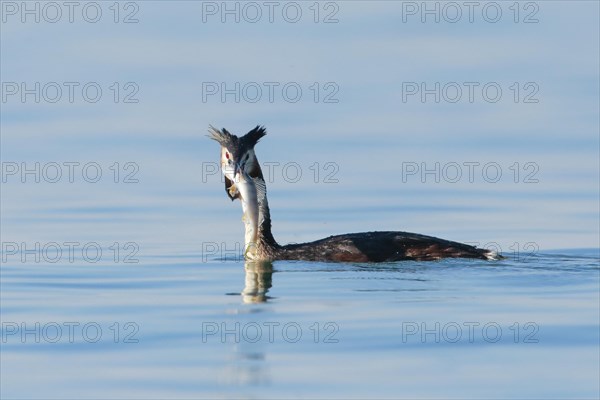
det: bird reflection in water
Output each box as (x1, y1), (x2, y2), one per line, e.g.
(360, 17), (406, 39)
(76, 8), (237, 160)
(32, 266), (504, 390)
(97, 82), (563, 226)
(241, 261), (273, 303)
(219, 261), (273, 387)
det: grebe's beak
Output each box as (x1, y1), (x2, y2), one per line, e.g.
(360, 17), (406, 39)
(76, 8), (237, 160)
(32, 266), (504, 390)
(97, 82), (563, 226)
(233, 162), (244, 182)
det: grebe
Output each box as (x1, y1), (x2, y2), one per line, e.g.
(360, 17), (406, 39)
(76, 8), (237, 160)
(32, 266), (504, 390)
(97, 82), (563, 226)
(208, 125), (501, 262)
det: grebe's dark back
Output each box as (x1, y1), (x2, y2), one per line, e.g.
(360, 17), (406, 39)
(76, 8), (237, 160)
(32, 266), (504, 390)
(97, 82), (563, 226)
(208, 125), (500, 262)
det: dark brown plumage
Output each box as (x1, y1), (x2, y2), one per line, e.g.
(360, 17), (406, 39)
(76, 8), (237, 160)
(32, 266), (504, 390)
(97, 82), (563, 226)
(277, 231), (493, 262)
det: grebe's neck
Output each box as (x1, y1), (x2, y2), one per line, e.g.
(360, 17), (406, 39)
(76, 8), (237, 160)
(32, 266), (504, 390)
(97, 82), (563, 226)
(242, 177), (280, 260)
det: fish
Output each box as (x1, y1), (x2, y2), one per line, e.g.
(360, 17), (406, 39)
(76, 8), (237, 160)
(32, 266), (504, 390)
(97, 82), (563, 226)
(234, 169), (260, 254)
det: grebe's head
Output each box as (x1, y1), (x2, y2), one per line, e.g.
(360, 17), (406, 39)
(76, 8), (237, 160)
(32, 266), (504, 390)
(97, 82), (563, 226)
(208, 125), (266, 199)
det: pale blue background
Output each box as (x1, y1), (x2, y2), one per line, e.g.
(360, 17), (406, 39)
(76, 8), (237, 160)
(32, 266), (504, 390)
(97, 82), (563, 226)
(1, 1), (598, 252)
(1, 2), (599, 399)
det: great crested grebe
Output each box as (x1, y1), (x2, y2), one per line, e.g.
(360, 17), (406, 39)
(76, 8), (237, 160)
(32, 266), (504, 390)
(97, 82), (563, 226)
(208, 125), (501, 262)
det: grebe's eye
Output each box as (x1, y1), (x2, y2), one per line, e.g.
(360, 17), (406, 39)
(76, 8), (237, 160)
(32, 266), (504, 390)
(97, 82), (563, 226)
(225, 152), (230, 160)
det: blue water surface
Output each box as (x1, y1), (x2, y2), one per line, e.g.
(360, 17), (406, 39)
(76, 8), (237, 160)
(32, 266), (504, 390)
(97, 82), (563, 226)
(1, 247), (599, 399)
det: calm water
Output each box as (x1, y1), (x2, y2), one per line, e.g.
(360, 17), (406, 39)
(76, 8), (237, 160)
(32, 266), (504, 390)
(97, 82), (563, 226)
(1, 247), (598, 399)
(2, 1), (599, 398)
